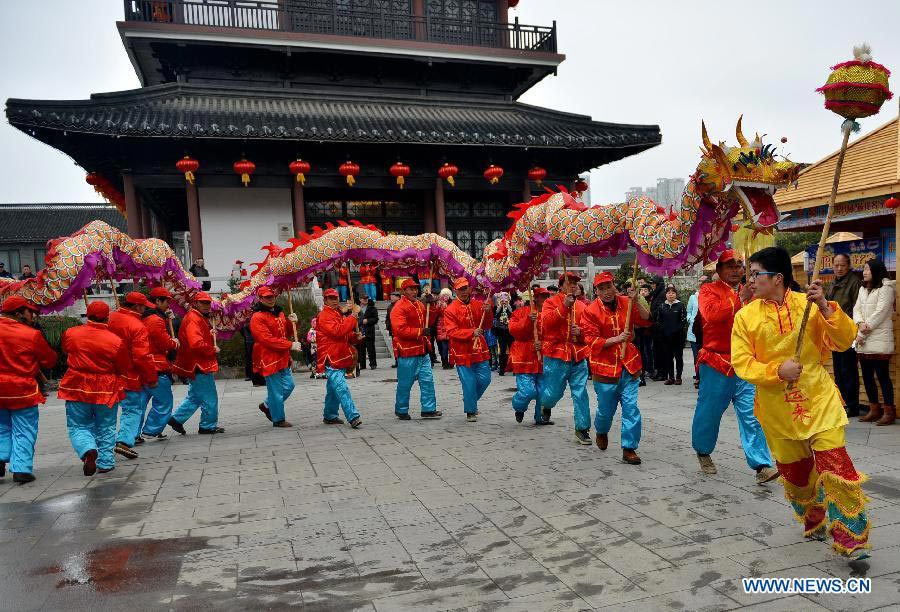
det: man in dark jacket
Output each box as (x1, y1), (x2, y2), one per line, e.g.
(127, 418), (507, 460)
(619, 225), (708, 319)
(385, 292), (400, 368)
(826, 253), (862, 416)
(648, 276), (667, 381)
(189, 258), (211, 291)
(357, 293), (379, 369)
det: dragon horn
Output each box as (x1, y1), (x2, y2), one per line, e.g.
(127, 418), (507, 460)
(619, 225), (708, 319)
(701, 120), (713, 153)
(736, 115), (749, 148)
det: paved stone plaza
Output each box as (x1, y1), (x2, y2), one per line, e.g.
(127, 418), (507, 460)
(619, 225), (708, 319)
(2, 357), (900, 611)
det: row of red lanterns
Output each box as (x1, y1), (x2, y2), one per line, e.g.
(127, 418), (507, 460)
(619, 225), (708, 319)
(173, 156), (568, 189)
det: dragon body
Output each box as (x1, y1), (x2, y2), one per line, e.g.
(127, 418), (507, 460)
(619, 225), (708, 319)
(0, 118), (798, 335)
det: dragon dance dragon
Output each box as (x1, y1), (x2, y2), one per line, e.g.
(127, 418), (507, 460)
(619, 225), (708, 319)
(0, 118), (799, 335)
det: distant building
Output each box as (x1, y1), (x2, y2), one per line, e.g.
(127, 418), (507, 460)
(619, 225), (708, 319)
(625, 177), (685, 208)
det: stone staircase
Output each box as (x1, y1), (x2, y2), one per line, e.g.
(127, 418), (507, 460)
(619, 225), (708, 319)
(372, 301), (394, 363)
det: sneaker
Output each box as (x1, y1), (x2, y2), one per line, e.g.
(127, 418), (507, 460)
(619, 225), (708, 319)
(535, 418), (554, 426)
(622, 449), (642, 465)
(259, 403), (272, 422)
(198, 427), (226, 434)
(13, 472), (36, 485)
(350, 417), (362, 429)
(167, 417), (186, 435)
(466, 414), (478, 422)
(134, 435), (145, 446)
(323, 417), (345, 425)
(515, 411), (524, 423)
(114, 442), (138, 459)
(273, 421), (293, 428)
(697, 454), (717, 475)
(421, 411), (443, 419)
(756, 466), (780, 485)
(574, 430), (591, 445)
(98, 466), (116, 474)
(148, 432), (168, 440)
(396, 413), (411, 421)
(847, 548), (871, 562)
(82, 449), (98, 476)
(542, 408), (552, 422)
(595, 433), (608, 450)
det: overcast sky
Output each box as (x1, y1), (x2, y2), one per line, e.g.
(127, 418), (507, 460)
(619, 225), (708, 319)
(2, 0), (899, 205)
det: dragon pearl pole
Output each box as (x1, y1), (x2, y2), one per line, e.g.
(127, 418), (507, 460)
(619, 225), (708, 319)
(620, 256), (641, 359)
(286, 287), (300, 344)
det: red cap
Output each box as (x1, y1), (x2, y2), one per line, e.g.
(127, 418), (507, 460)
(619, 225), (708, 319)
(1, 296), (39, 314)
(452, 277), (470, 290)
(323, 288), (339, 298)
(125, 292), (151, 307)
(558, 272), (581, 285)
(86, 301), (110, 320)
(257, 287), (276, 298)
(193, 291), (213, 303)
(532, 287), (550, 297)
(149, 287), (172, 299)
(717, 249), (739, 265)
(400, 278), (418, 290)
(593, 271), (614, 286)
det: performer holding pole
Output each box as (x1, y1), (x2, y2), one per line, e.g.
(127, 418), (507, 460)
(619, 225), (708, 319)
(390, 278), (440, 420)
(444, 278), (493, 421)
(251, 287), (301, 428)
(620, 256), (641, 359)
(139, 287), (180, 441)
(508, 286), (552, 425)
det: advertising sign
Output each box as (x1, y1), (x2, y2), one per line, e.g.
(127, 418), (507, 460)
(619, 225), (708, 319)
(806, 238), (881, 283)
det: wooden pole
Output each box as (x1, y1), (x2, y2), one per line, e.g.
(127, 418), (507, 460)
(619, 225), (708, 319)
(424, 260), (435, 323)
(473, 290), (491, 350)
(620, 256), (641, 359)
(788, 123), (852, 388)
(211, 319), (219, 351)
(529, 282), (542, 361)
(82, 290), (90, 311)
(286, 287), (300, 343)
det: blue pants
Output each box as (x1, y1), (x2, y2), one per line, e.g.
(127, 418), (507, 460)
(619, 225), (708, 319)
(172, 372), (219, 430)
(140, 374), (173, 436)
(395, 355), (437, 415)
(116, 390), (145, 446)
(0, 406), (39, 474)
(362, 283), (377, 301)
(513, 374), (545, 423)
(264, 367), (296, 423)
(338, 286), (349, 301)
(692, 364), (773, 470)
(419, 280), (440, 293)
(541, 357), (590, 431)
(325, 367), (360, 422)
(66, 401), (117, 470)
(456, 360), (491, 414)
(593, 372), (642, 450)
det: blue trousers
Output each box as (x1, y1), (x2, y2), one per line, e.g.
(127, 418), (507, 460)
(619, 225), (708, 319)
(457, 360), (491, 414)
(66, 401), (117, 470)
(395, 355), (437, 415)
(140, 374), (173, 436)
(264, 367), (296, 423)
(116, 390), (145, 446)
(338, 286), (349, 301)
(593, 372), (642, 450)
(513, 374), (545, 423)
(419, 280), (440, 293)
(692, 364), (773, 470)
(0, 406), (39, 474)
(361, 283), (377, 301)
(325, 367), (360, 421)
(172, 372), (219, 430)
(541, 357), (590, 431)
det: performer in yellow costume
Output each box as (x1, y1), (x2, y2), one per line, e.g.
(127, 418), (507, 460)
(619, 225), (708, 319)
(732, 247), (868, 560)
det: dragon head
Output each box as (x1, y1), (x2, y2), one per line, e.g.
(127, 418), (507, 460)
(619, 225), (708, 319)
(696, 116), (799, 233)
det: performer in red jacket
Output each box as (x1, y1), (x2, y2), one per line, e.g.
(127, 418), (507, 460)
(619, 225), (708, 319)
(0, 297), (57, 484)
(169, 292), (223, 435)
(250, 286), (301, 427)
(139, 287), (179, 440)
(389, 278), (440, 420)
(317, 288), (362, 428)
(443, 277), (493, 421)
(581, 272), (649, 464)
(359, 263), (378, 302)
(108, 292), (157, 459)
(59, 301), (129, 475)
(507, 287), (552, 425)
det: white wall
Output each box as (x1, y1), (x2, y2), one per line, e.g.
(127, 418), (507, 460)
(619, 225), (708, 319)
(198, 187), (293, 291)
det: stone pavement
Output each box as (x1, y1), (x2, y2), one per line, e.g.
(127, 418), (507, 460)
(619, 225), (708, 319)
(2, 357), (900, 611)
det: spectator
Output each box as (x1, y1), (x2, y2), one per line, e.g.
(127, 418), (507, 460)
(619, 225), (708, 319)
(854, 259), (895, 426)
(546, 285), (559, 295)
(686, 275), (709, 386)
(657, 284), (687, 385)
(493, 292), (513, 376)
(436, 289), (452, 368)
(485, 327), (499, 371)
(357, 293), (379, 370)
(635, 284), (654, 382)
(306, 319), (325, 379)
(188, 258), (211, 291)
(826, 253), (862, 417)
(18, 264), (35, 280)
(385, 291), (400, 368)
(648, 276), (667, 380)
(0, 262), (11, 279)
(575, 283), (590, 305)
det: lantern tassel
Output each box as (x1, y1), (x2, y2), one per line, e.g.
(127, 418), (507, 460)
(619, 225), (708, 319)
(346, 175), (355, 187)
(490, 177), (499, 185)
(297, 173), (306, 185)
(185, 171), (195, 185)
(397, 176), (404, 189)
(241, 173), (250, 187)
(447, 176), (455, 187)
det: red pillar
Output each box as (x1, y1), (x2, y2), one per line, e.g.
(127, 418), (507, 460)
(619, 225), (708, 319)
(291, 180), (306, 235)
(434, 178), (447, 237)
(413, 0), (425, 40)
(186, 181), (203, 261)
(140, 202), (152, 239)
(522, 177), (532, 203)
(122, 172), (143, 238)
(498, 0), (509, 23)
(423, 190), (436, 233)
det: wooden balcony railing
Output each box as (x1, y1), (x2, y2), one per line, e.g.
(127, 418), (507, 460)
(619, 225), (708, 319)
(123, 0), (557, 53)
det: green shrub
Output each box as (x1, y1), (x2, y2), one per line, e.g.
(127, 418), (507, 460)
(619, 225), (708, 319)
(38, 315), (82, 379)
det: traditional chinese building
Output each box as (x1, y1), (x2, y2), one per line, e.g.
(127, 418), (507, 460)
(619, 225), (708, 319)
(6, 0), (661, 278)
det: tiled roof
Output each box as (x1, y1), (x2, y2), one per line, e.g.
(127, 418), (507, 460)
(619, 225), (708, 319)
(0, 204), (125, 243)
(7, 83), (661, 150)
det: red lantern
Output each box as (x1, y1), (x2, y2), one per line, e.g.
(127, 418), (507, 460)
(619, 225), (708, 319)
(527, 166), (547, 186)
(508, 0), (520, 7)
(289, 159), (311, 185)
(233, 158), (256, 186)
(438, 162), (458, 187)
(175, 155), (200, 184)
(573, 178), (589, 193)
(339, 161), (360, 187)
(484, 164), (504, 185)
(389, 161), (411, 189)
(85, 172), (103, 189)
(886, 196), (900, 209)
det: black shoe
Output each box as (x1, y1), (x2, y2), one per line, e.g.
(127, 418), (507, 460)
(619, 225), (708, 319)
(82, 449), (98, 476)
(535, 419), (554, 426)
(167, 417), (186, 435)
(542, 408), (552, 422)
(273, 420), (293, 428)
(13, 472), (36, 485)
(114, 442), (138, 459)
(323, 417), (345, 425)
(370, 365), (377, 370)
(846, 404), (861, 418)
(574, 430), (591, 445)
(639, 378), (647, 387)
(147, 432), (168, 440)
(515, 411), (524, 423)
(421, 411), (442, 419)
(391, 364), (398, 368)
(498, 371), (504, 376)
(350, 417), (362, 429)
(134, 436), (145, 446)
(360, 366), (366, 370)
(198, 427), (225, 434)
(98, 466), (116, 474)
(259, 403), (272, 422)
(396, 413), (411, 421)
(0, 461), (5, 478)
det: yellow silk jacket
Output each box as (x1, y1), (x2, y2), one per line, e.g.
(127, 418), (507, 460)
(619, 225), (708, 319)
(731, 290), (857, 440)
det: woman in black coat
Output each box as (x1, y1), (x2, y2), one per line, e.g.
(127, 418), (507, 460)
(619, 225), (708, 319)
(656, 285), (687, 385)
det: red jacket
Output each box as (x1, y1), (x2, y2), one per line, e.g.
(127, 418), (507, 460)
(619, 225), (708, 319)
(316, 305), (358, 372)
(250, 309), (293, 377)
(507, 306), (542, 374)
(389, 296), (438, 358)
(172, 308), (218, 378)
(359, 264), (376, 285)
(338, 267), (349, 286)
(0, 317), (57, 409)
(443, 298), (492, 367)
(581, 296), (644, 379)
(58, 322), (128, 407)
(143, 310), (177, 373)
(540, 293), (588, 362)
(108, 308), (158, 391)
(698, 281), (744, 376)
